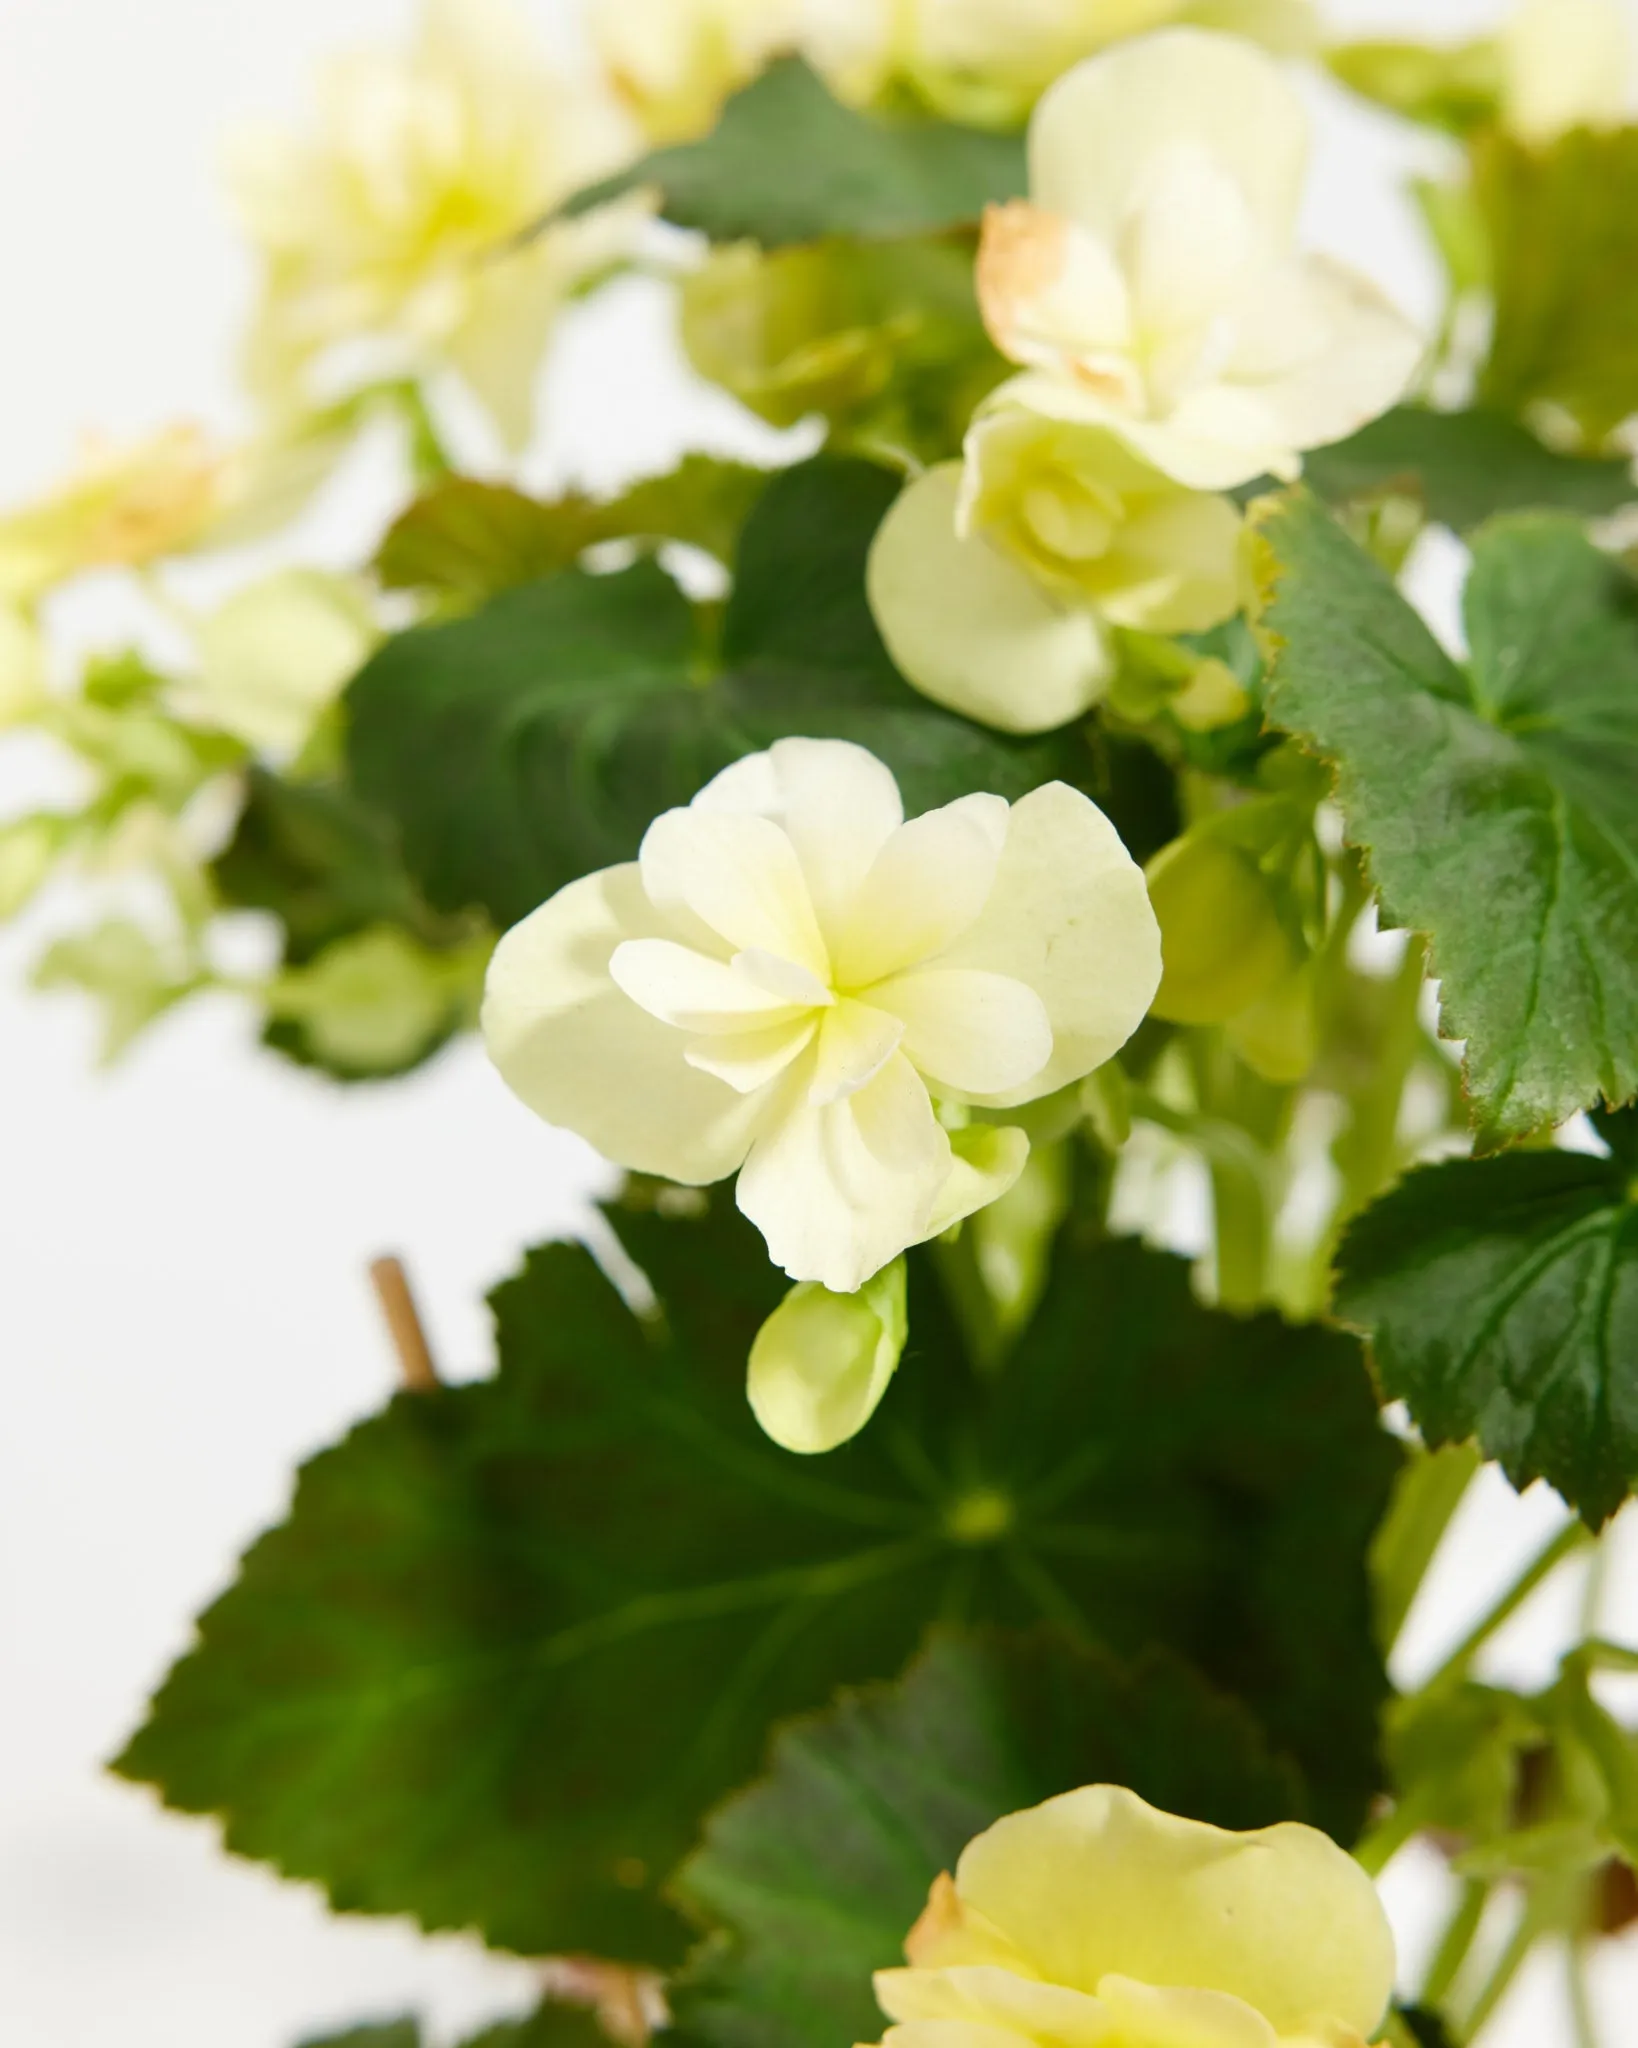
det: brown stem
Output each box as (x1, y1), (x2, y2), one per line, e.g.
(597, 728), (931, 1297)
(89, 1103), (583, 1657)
(368, 1255), (441, 1392)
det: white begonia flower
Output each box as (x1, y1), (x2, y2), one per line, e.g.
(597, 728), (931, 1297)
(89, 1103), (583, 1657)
(228, 0), (637, 449)
(867, 413), (1242, 734)
(976, 30), (1422, 492)
(592, 0), (800, 143)
(484, 739), (1161, 1295)
(1500, 0), (1631, 147)
(802, 2), (1318, 129)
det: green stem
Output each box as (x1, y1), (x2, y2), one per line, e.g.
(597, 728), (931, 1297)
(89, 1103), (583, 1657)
(392, 380), (457, 486)
(1460, 1887), (1556, 2039)
(1424, 1520), (1594, 1693)
(1210, 1152), (1271, 1312)
(1568, 1939), (1602, 2048)
(1422, 1878), (1490, 2010)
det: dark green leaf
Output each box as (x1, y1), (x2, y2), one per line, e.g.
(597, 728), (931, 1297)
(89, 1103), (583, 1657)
(1395, 2007), (1459, 2048)
(671, 1631), (1305, 2048)
(1335, 1147), (1638, 1527)
(115, 1200), (1393, 1961)
(1251, 493), (1638, 1143)
(1302, 407), (1634, 531)
(561, 58), (1024, 247)
(297, 2026), (420, 2048)
(1476, 128), (1638, 442)
(376, 460), (772, 607)
(348, 457), (1086, 929)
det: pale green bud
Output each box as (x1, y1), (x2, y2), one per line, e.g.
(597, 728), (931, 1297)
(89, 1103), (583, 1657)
(268, 925), (489, 1075)
(193, 570), (377, 756)
(0, 815), (70, 920)
(747, 1258), (908, 1456)
(1146, 833), (1298, 1028)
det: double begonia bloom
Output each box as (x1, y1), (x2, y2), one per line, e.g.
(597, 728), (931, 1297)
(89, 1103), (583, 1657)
(868, 418), (1242, 735)
(872, 1786), (1397, 2048)
(977, 31), (1422, 492)
(229, 0), (635, 447)
(483, 740), (1160, 1294)
(592, 0), (800, 143)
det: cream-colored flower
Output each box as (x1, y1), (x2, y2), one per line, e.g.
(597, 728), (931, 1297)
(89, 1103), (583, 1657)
(0, 428), (226, 604)
(975, 31), (1421, 491)
(803, 0), (1318, 128)
(868, 413), (1242, 733)
(484, 739), (1159, 1293)
(1499, 0), (1631, 146)
(592, 0), (799, 142)
(749, 1256), (909, 1453)
(229, 0), (635, 447)
(874, 1785), (1396, 2048)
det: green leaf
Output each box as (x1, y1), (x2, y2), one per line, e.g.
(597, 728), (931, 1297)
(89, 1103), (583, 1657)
(1335, 1142), (1638, 1527)
(213, 769), (486, 1078)
(348, 457), (1084, 929)
(560, 58), (1024, 248)
(298, 2027), (422, 2048)
(1325, 40), (1500, 136)
(1476, 127), (1638, 442)
(1251, 493), (1638, 1144)
(376, 460), (772, 608)
(116, 1199), (1394, 1962)
(1302, 407), (1634, 531)
(670, 1631), (1305, 2048)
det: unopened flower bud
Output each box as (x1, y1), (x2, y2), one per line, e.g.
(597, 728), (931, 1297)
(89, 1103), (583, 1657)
(747, 1258), (908, 1455)
(1145, 832), (1297, 1027)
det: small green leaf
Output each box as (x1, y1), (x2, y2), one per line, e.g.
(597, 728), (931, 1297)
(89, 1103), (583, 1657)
(670, 1631), (1305, 2048)
(1302, 407), (1633, 531)
(116, 1200), (1393, 1961)
(1335, 1144), (1638, 1527)
(348, 458), (1084, 929)
(561, 58), (1025, 248)
(1252, 493), (1638, 1144)
(1326, 40), (1501, 135)
(1476, 127), (1638, 442)
(376, 459), (772, 608)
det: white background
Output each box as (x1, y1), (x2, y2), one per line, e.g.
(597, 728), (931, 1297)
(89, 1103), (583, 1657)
(1, 2), (1635, 2044)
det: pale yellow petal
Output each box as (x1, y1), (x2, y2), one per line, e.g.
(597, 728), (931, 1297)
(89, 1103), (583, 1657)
(876, 1965), (1114, 2047)
(924, 1126), (1032, 1240)
(608, 938), (811, 1032)
(938, 786), (1161, 1107)
(1030, 30), (1309, 252)
(873, 969), (1052, 1101)
(1501, 0), (1630, 145)
(1084, 491), (1243, 634)
(737, 1050), (950, 1291)
(868, 466), (1111, 736)
(640, 806), (830, 980)
(482, 866), (765, 1183)
(687, 1018), (819, 1093)
(951, 1786), (1396, 2040)
(835, 792), (1009, 989)
(695, 738), (906, 940)
(879, 2024), (1034, 2048)
(1094, 1976), (1277, 2048)
(810, 1000), (907, 1106)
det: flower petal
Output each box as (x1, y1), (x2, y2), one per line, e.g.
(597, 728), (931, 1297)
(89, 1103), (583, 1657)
(1030, 30), (1309, 253)
(937, 784), (1162, 1107)
(640, 806), (830, 980)
(868, 465), (1112, 737)
(991, 371), (1284, 495)
(609, 938), (812, 1032)
(1091, 490), (1243, 634)
(810, 1000), (907, 1107)
(695, 738), (906, 940)
(1094, 1976), (1277, 2048)
(737, 1050), (951, 1291)
(686, 1019), (819, 1094)
(1215, 254), (1423, 462)
(874, 969), (1052, 1101)
(977, 203), (1135, 385)
(483, 865), (764, 1184)
(835, 792), (1009, 990)
(950, 1786), (1396, 2040)
(877, 1966), (1114, 2048)
(926, 1125), (1032, 1239)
